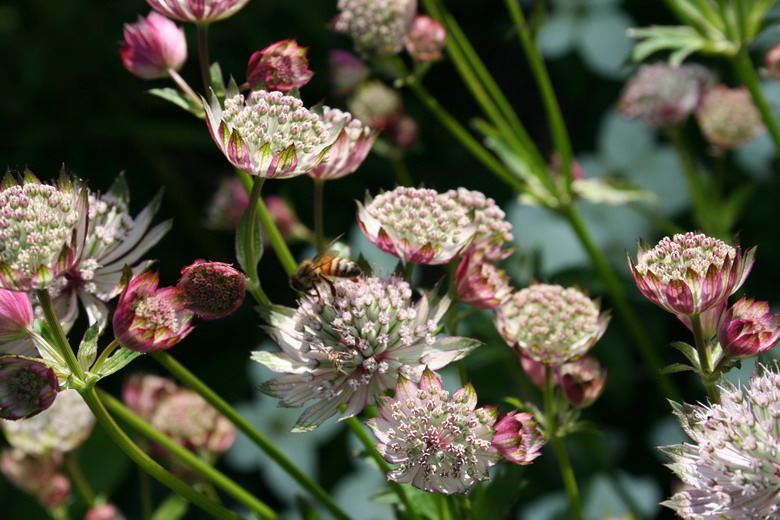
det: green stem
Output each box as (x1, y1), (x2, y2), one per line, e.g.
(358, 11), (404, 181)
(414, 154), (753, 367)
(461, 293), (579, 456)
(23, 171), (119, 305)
(733, 49), (780, 155)
(242, 176), (271, 306)
(314, 178), (325, 250)
(689, 314), (720, 403)
(36, 290), (82, 379)
(98, 389), (279, 520)
(404, 261), (415, 283)
(196, 23), (212, 98)
(139, 465), (153, 520)
(92, 339), (120, 374)
(150, 351), (350, 520)
(64, 453), (95, 507)
(167, 68), (201, 107)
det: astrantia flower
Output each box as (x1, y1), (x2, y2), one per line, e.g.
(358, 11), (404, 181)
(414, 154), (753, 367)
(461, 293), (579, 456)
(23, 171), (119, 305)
(253, 276), (481, 431)
(718, 297), (780, 359)
(146, 0), (250, 23)
(559, 355), (607, 408)
(0, 170), (88, 291)
(627, 232), (755, 316)
(367, 368), (500, 494)
(356, 187), (477, 265)
(334, 0), (417, 57)
(203, 81), (342, 178)
(661, 363), (780, 518)
(307, 107), (377, 181)
(0, 289), (35, 356)
(347, 80), (402, 130)
(491, 410), (545, 465)
(2, 389), (94, 454)
(405, 15), (446, 62)
(0, 356), (59, 420)
(445, 188), (514, 246)
(455, 241), (513, 309)
(112, 271), (194, 352)
(177, 260), (246, 320)
(618, 62), (713, 127)
(0, 449), (70, 508)
(495, 283), (609, 365)
(246, 39), (314, 94)
(696, 85), (765, 149)
(119, 12), (187, 80)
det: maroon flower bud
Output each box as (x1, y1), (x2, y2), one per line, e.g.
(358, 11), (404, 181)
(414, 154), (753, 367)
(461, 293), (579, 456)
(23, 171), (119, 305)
(0, 355), (59, 420)
(455, 241), (512, 310)
(177, 261), (246, 320)
(718, 298), (780, 359)
(405, 15), (446, 62)
(246, 39), (314, 94)
(491, 410), (545, 465)
(558, 356), (607, 408)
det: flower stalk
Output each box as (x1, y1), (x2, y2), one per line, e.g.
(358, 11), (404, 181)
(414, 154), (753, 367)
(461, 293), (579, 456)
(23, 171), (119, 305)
(196, 23), (212, 98)
(313, 178), (325, 250)
(732, 49), (780, 155)
(689, 314), (720, 403)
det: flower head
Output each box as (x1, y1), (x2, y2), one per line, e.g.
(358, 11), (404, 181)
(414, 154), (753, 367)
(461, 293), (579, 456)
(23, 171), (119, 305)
(253, 276), (480, 431)
(367, 368), (500, 494)
(0, 356), (59, 420)
(112, 271), (195, 352)
(718, 297), (780, 359)
(246, 39), (314, 94)
(328, 50), (369, 96)
(177, 260), (246, 320)
(0, 289), (35, 356)
(146, 0), (250, 23)
(334, 0), (417, 57)
(307, 107), (376, 180)
(0, 449), (70, 508)
(203, 81), (343, 178)
(405, 15), (446, 62)
(445, 188), (514, 246)
(120, 12), (187, 80)
(2, 389), (94, 454)
(491, 410), (545, 465)
(0, 170), (88, 291)
(559, 355), (607, 408)
(627, 232), (755, 316)
(347, 80), (402, 130)
(618, 62), (714, 127)
(357, 187), (477, 265)
(696, 85), (765, 149)
(660, 363), (780, 518)
(455, 241), (513, 309)
(495, 283), (609, 365)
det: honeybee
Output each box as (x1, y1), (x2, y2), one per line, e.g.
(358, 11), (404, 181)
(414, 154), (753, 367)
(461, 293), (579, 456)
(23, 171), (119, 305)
(290, 236), (362, 300)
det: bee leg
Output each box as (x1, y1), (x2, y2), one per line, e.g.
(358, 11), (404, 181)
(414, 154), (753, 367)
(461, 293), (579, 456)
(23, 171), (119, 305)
(320, 276), (337, 300)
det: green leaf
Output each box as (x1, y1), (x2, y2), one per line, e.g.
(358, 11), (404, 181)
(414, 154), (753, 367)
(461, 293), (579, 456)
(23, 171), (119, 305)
(97, 347), (142, 378)
(669, 341), (701, 369)
(474, 465), (529, 520)
(209, 61), (226, 99)
(77, 323), (99, 372)
(147, 88), (204, 117)
(628, 25), (736, 64)
(150, 494), (189, 520)
(659, 362), (696, 375)
(29, 319), (67, 369)
(235, 208), (263, 277)
(573, 177), (659, 206)
(373, 483), (439, 519)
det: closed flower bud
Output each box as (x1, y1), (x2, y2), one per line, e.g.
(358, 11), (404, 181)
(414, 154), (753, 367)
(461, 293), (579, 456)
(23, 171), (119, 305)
(246, 39), (314, 93)
(146, 0), (250, 23)
(696, 85), (765, 150)
(491, 410), (545, 465)
(0, 356), (59, 420)
(177, 260), (246, 320)
(455, 241), (513, 310)
(0, 289), (35, 356)
(405, 15), (446, 62)
(559, 356), (607, 408)
(119, 12), (187, 80)
(204, 177), (250, 231)
(718, 298), (780, 359)
(0, 449), (70, 508)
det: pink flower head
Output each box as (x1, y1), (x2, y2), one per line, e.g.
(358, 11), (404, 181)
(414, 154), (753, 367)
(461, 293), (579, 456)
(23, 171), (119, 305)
(334, 0), (417, 57)
(495, 283), (610, 365)
(0, 169), (88, 292)
(202, 81), (343, 178)
(112, 271), (194, 352)
(356, 187), (477, 265)
(367, 368), (501, 494)
(328, 50), (369, 96)
(84, 505), (125, 520)
(491, 410), (545, 465)
(146, 0), (251, 23)
(254, 276), (481, 431)
(307, 107), (377, 180)
(0, 356), (59, 420)
(246, 39), (313, 94)
(765, 43), (780, 81)
(0, 289), (35, 356)
(455, 240), (513, 309)
(119, 12), (187, 80)
(405, 15), (446, 62)
(627, 232), (755, 316)
(0, 449), (70, 508)
(559, 355), (607, 408)
(718, 298), (780, 359)
(177, 260), (246, 320)
(696, 85), (765, 150)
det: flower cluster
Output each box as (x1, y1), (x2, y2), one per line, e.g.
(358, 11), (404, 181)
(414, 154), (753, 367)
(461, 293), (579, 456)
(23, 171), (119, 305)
(307, 106), (376, 181)
(405, 15), (446, 62)
(120, 12), (187, 80)
(253, 276), (480, 431)
(696, 85), (765, 150)
(246, 39), (313, 94)
(445, 187), (514, 246)
(177, 260), (246, 320)
(333, 0), (417, 57)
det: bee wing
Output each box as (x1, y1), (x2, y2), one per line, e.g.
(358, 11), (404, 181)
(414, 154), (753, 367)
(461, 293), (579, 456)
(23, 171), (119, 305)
(310, 233), (346, 265)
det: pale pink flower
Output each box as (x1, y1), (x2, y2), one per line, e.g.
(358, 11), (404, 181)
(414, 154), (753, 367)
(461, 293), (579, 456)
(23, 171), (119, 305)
(0, 449), (70, 508)
(0, 356), (59, 420)
(334, 0), (417, 57)
(627, 232), (755, 316)
(559, 356), (607, 408)
(253, 276), (480, 431)
(328, 50), (369, 96)
(246, 39), (313, 94)
(455, 241), (513, 309)
(0, 289), (35, 356)
(405, 15), (446, 62)
(119, 12), (187, 80)
(367, 368), (500, 494)
(491, 410), (545, 465)
(696, 85), (765, 149)
(718, 297), (780, 359)
(146, 0), (250, 23)
(177, 260), (246, 320)
(307, 107), (377, 180)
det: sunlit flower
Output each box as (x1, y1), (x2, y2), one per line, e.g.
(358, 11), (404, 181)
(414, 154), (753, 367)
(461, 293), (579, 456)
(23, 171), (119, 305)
(203, 81), (342, 178)
(307, 107), (377, 180)
(334, 0), (417, 57)
(356, 187), (477, 265)
(177, 260), (246, 320)
(618, 62), (713, 127)
(119, 12), (187, 80)
(496, 283), (609, 365)
(718, 297), (780, 359)
(0, 448), (70, 508)
(246, 39), (314, 93)
(0, 289), (35, 356)
(405, 15), (446, 62)
(491, 410), (545, 465)
(559, 355), (607, 408)
(696, 85), (765, 149)
(112, 271), (195, 352)
(367, 368), (500, 494)
(0, 356), (59, 420)
(661, 363), (780, 518)
(2, 389), (94, 454)
(328, 50), (369, 96)
(253, 276), (480, 431)
(627, 232), (755, 316)
(0, 170), (88, 292)
(455, 240), (513, 309)
(146, 0), (250, 23)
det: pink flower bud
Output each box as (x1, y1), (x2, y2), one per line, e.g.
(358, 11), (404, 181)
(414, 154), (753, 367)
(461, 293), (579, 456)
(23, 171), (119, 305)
(177, 260), (246, 320)
(491, 411), (545, 465)
(455, 241), (513, 309)
(558, 356), (607, 408)
(0, 356), (59, 420)
(112, 272), (194, 352)
(518, 353), (547, 390)
(120, 12), (187, 80)
(0, 449), (70, 507)
(718, 298), (780, 359)
(85, 505), (126, 520)
(246, 39), (314, 94)
(0, 289), (35, 356)
(405, 15), (446, 62)
(146, 0), (250, 23)
(765, 43), (780, 81)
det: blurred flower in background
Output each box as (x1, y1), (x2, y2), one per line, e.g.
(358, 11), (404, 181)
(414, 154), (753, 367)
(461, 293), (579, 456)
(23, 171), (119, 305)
(0, 448), (70, 508)
(146, 0), (251, 23)
(696, 85), (766, 150)
(246, 39), (313, 93)
(405, 15), (446, 63)
(333, 0), (417, 57)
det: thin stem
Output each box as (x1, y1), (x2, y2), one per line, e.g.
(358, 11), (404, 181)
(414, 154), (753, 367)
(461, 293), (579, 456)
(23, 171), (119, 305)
(403, 261), (415, 283)
(150, 351), (350, 520)
(733, 49), (780, 155)
(167, 68), (201, 107)
(689, 314), (720, 403)
(36, 290), (81, 379)
(92, 339), (121, 374)
(139, 465), (153, 520)
(98, 389), (279, 520)
(196, 23), (212, 98)
(242, 176), (267, 302)
(314, 178), (325, 250)
(64, 453), (95, 507)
